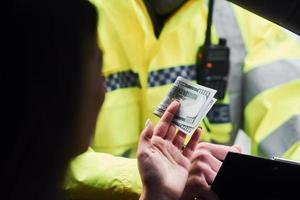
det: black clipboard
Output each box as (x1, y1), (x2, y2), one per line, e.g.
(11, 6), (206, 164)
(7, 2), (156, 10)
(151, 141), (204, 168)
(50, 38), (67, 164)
(211, 152), (300, 200)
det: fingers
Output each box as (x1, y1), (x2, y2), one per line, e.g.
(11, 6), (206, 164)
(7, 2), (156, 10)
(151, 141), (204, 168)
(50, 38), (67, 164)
(190, 147), (224, 185)
(154, 101), (180, 138)
(182, 128), (201, 159)
(159, 101), (180, 123)
(164, 124), (176, 141)
(190, 158), (218, 185)
(168, 129), (200, 170)
(137, 119), (154, 155)
(143, 119), (154, 139)
(172, 131), (186, 149)
(180, 143), (240, 200)
(196, 142), (241, 161)
(192, 149), (223, 173)
(187, 143), (241, 186)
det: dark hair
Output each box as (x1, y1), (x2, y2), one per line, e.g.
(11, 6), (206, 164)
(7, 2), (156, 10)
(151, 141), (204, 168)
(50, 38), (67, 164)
(2, 0), (98, 199)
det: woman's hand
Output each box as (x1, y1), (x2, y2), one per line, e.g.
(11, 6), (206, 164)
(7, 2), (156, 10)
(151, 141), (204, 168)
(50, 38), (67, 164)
(138, 101), (201, 200)
(180, 143), (241, 200)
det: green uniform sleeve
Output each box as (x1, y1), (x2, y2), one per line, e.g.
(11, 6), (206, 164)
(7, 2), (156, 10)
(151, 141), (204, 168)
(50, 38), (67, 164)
(64, 148), (142, 200)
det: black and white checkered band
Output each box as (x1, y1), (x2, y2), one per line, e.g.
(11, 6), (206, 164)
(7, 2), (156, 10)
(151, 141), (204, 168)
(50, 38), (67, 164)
(105, 70), (141, 92)
(207, 104), (231, 124)
(148, 65), (197, 87)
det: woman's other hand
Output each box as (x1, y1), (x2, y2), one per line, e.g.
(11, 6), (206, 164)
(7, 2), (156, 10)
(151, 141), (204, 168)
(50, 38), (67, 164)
(180, 143), (241, 200)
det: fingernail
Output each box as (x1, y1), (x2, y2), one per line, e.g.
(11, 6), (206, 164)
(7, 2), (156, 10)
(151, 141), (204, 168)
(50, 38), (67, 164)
(175, 99), (180, 104)
(144, 118), (153, 128)
(173, 100), (180, 108)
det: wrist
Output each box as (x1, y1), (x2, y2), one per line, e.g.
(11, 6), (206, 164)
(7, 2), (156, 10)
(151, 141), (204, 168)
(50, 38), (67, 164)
(139, 187), (178, 200)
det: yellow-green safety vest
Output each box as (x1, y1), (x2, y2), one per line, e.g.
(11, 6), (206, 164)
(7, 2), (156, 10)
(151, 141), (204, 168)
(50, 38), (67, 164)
(65, 0), (300, 199)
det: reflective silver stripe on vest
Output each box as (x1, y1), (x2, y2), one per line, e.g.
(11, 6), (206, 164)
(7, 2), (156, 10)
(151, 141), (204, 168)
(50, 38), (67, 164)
(148, 65), (197, 87)
(244, 59), (300, 106)
(105, 70), (141, 92)
(214, 0), (246, 140)
(258, 115), (300, 157)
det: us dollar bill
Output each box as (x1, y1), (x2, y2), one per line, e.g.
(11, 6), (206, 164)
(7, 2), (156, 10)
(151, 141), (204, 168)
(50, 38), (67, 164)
(154, 76), (217, 135)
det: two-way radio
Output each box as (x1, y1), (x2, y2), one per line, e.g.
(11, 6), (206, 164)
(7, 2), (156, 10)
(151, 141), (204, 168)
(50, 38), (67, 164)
(196, 0), (230, 100)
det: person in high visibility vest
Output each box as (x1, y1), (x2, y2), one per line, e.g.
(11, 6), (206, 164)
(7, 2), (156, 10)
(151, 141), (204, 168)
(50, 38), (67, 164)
(66, 0), (300, 199)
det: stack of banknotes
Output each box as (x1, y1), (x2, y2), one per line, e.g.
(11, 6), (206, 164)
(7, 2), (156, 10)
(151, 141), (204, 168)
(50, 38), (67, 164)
(154, 76), (217, 135)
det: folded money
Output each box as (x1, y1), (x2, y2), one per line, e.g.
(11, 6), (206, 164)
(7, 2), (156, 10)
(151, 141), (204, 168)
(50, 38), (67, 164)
(154, 76), (217, 135)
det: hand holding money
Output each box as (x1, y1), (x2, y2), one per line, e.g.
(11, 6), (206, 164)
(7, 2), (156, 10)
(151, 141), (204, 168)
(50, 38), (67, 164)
(138, 101), (201, 200)
(154, 76), (217, 135)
